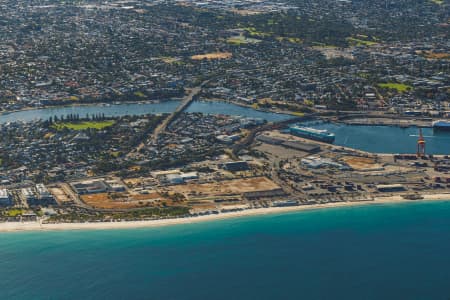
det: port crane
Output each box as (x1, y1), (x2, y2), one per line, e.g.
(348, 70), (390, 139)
(417, 128), (426, 158)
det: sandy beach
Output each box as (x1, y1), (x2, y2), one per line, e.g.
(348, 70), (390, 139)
(1, 193), (450, 233)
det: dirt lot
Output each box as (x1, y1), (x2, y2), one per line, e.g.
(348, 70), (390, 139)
(422, 51), (450, 60)
(130, 192), (162, 201)
(49, 187), (71, 204)
(191, 52), (232, 60)
(123, 178), (143, 186)
(341, 156), (384, 171)
(81, 192), (166, 209)
(170, 177), (280, 198)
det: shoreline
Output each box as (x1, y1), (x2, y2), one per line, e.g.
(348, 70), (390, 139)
(1, 193), (449, 233)
(0, 98), (182, 118)
(199, 98), (298, 117)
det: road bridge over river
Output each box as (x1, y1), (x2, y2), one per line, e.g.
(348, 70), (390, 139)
(127, 81), (208, 158)
(152, 81), (208, 143)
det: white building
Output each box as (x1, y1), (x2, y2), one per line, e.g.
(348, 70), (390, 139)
(21, 188), (36, 202)
(36, 184), (52, 200)
(166, 174), (184, 185)
(180, 172), (198, 181)
(301, 156), (346, 169)
(165, 172), (198, 185)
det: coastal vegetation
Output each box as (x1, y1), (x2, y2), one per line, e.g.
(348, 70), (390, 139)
(46, 206), (191, 223)
(5, 209), (25, 217)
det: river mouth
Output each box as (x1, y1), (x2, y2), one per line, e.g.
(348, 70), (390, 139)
(2, 102), (449, 155)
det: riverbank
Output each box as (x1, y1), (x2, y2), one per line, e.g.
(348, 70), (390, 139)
(200, 98), (299, 117)
(0, 99), (292, 124)
(340, 118), (432, 128)
(0, 97), (289, 120)
(0, 99), (180, 118)
(1, 193), (449, 233)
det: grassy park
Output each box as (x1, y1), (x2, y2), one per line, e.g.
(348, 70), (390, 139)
(378, 83), (412, 93)
(52, 120), (116, 131)
(6, 209), (25, 217)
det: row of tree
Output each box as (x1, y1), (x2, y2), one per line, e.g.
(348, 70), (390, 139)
(46, 113), (108, 125)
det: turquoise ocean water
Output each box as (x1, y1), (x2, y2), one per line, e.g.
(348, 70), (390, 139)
(1, 201), (450, 299)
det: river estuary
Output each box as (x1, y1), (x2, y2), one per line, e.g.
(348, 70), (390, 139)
(1, 101), (449, 154)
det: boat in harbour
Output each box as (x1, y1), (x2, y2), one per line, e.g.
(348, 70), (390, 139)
(289, 125), (335, 143)
(432, 120), (450, 131)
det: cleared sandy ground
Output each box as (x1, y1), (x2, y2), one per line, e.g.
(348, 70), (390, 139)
(170, 177), (280, 197)
(191, 52), (232, 60)
(80, 192), (164, 209)
(341, 156), (384, 171)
